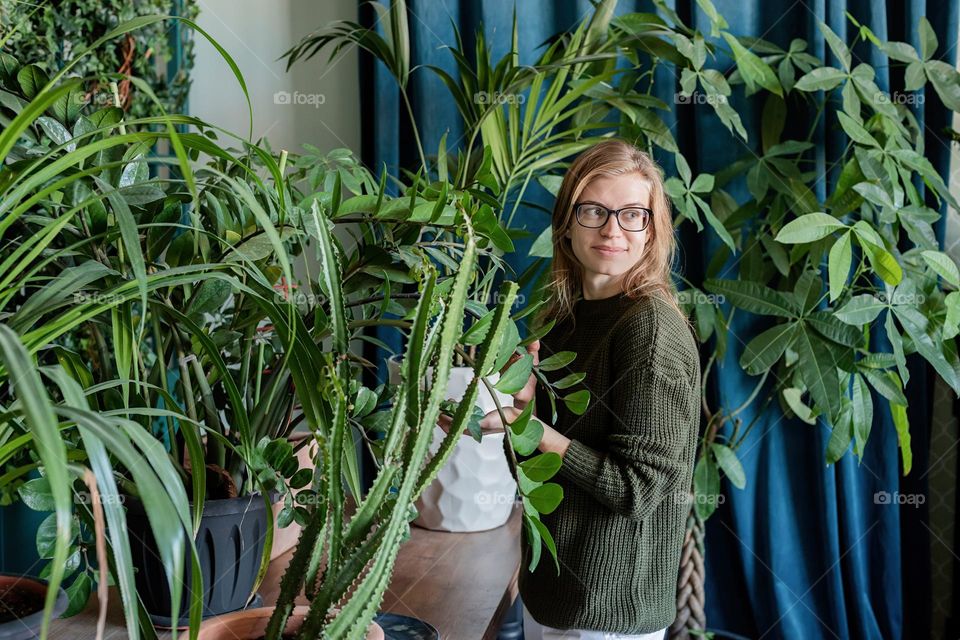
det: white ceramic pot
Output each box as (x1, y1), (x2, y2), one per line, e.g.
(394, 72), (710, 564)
(386, 355), (517, 532)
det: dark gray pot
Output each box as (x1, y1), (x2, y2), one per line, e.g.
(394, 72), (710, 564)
(126, 493), (268, 628)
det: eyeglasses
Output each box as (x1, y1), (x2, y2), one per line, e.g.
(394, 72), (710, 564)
(574, 202), (652, 232)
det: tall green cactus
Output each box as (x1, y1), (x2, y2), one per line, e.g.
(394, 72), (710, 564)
(262, 203), (524, 639)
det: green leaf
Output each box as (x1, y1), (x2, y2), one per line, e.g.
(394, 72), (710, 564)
(891, 398), (911, 474)
(526, 483), (563, 514)
(693, 453), (720, 520)
(828, 231), (852, 302)
(775, 212), (846, 244)
(703, 279), (797, 318)
(710, 444), (746, 489)
(19, 477), (55, 511)
(825, 402), (853, 464)
(495, 353), (534, 395)
(837, 111), (879, 147)
(538, 351), (576, 372)
(722, 33), (783, 96)
(859, 368), (907, 406)
(562, 389), (590, 415)
(17, 64), (48, 99)
(894, 305), (960, 396)
(794, 67), (847, 91)
(782, 387), (817, 424)
(519, 452), (563, 482)
(835, 294), (885, 325)
(740, 323), (796, 375)
(795, 328), (841, 424)
(918, 16), (938, 60)
(921, 250), (960, 288)
(510, 402), (542, 456)
(530, 517), (559, 575)
(63, 572), (92, 617)
(552, 372), (586, 390)
(819, 22), (851, 70)
(851, 373), (873, 458)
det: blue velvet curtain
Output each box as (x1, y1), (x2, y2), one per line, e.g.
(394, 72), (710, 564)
(357, 1), (958, 638)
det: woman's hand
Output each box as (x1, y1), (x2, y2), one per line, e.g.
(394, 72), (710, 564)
(437, 406), (524, 437)
(504, 339), (539, 410)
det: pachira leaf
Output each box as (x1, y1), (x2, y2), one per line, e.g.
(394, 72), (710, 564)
(723, 33), (782, 96)
(888, 371), (912, 474)
(710, 443), (745, 489)
(703, 279), (798, 318)
(835, 294), (885, 326)
(794, 67), (847, 92)
(739, 322), (797, 375)
(893, 305), (960, 396)
(921, 250), (960, 288)
(825, 400), (853, 464)
(774, 212), (846, 244)
(945, 291), (960, 341)
(795, 327), (841, 425)
(828, 231), (852, 302)
(851, 373), (873, 459)
(859, 367), (908, 406)
(693, 452), (720, 520)
(781, 387), (817, 424)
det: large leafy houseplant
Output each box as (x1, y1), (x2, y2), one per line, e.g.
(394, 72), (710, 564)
(0, 12), (546, 638)
(584, 3), (960, 637)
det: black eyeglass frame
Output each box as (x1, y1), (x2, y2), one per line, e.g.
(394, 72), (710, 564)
(573, 201), (652, 232)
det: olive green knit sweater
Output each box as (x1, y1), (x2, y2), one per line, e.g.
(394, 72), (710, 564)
(504, 291), (701, 634)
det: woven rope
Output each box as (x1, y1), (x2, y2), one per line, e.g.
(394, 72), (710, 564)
(669, 499), (706, 639)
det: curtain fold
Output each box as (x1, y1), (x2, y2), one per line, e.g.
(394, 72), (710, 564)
(358, 2), (958, 638)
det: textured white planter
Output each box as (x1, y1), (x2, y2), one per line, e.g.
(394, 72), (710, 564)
(386, 355), (517, 532)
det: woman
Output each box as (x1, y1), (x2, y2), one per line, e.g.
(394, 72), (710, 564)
(441, 139), (701, 639)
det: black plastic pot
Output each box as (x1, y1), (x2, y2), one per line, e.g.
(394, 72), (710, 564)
(126, 493), (268, 628)
(0, 573), (67, 640)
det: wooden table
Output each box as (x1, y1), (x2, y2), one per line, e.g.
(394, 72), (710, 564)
(50, 502), (522, 640)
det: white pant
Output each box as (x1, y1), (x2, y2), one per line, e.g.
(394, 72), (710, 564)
(540, 625), (668, 639)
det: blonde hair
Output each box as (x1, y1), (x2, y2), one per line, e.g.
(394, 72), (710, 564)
(534, 138), (691, 334)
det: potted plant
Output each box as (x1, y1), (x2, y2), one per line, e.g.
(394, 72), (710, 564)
(193, 166), (530, 636)
(282, 0), (632, 534)
(0, 574), (68, 640)
(0, 14), (352, 633)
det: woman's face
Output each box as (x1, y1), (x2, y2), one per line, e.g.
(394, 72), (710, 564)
(564, 173), (652, 286)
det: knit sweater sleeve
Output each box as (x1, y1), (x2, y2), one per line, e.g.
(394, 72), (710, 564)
(556, 306), (699, 522)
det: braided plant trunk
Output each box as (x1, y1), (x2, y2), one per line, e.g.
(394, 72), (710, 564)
(669, 496), (706, 639)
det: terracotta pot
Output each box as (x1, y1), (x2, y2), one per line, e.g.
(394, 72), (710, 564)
(0, 573), (68, 640)
(197, 605), (384, 640)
